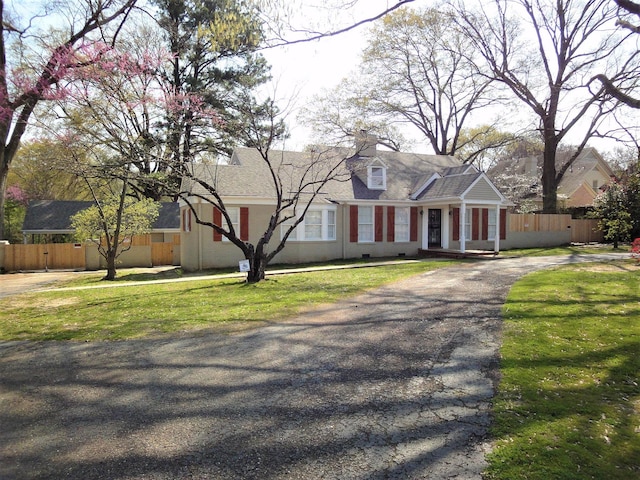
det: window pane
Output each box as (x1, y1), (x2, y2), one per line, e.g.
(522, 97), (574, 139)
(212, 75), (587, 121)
(305, 225), (322, 239)
(359, 224), (373, 242)
(306, 211), (322, 224)
(395, 224), (409, 242)
(327, 210), (336, 240)
(358, 206), (373, 223)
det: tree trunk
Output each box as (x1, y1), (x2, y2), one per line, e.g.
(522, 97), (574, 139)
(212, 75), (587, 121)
(246, 254), (266, 283)
(0, 169), (7, 240)
(541, 125), (559, 213)
(104, 250), (117, 281)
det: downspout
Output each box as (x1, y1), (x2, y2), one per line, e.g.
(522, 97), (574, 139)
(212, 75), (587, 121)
(197, 198), (203, 271)
(342, 202), (347, 260)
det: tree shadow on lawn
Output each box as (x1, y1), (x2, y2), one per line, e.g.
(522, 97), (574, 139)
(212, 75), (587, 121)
(488, 284), (640, 478)
(0, 281), (505, 479)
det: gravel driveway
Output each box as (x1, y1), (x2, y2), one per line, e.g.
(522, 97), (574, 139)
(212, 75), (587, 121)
(0, 254), (628, 480)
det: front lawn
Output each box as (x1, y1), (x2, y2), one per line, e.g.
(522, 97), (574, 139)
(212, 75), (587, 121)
(0, 259), (454, 341)
(485, 263), (640, 479)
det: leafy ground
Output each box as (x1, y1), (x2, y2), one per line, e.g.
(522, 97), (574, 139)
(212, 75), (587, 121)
(485, 262), (640, 480)
(0, 259), (454, 341)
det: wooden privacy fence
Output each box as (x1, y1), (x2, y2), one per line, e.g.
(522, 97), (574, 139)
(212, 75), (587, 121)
(508, 214), (603, 243)
(1, 234), (180, 272)
(3, 243), (86, 271)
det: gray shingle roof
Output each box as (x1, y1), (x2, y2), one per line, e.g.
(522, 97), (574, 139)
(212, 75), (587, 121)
(416, 173), (482, 200)
(22, 200), (179, 233)
(183, 146), (464, 202)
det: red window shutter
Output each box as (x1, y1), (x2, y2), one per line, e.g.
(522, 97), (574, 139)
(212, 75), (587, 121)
(500, 209), (507, 240)
(213, 207), (222, 241)
(387, 206), (395, 243)
(453, 208), (460, 241)
(482, 209), (489, 241)
(410, 207), (419, 242)
(240, 207), (249, 241)
(349, 205), (358, 243)
(375, 206), (384, 242)
(472, 208), (480, 240)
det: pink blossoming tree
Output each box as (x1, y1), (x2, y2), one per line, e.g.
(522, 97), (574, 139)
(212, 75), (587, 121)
(0, 0), (138, 240)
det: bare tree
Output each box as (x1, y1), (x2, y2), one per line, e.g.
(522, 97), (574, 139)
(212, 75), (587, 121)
(179, 95), (351, 283)
(0, 0), (138, 239)
(595, 0), (640, 108)
(254, 0), (417, 47)
(451, 0), (638, 212)
(300, 6), (510, 164)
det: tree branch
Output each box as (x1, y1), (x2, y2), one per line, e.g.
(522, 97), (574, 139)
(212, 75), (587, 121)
(266, 0), (416, 47)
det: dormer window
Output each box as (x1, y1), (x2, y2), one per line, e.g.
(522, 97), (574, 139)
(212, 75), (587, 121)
(368, 165), (387, 190)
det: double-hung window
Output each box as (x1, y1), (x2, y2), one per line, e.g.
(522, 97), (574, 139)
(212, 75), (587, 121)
(281, 207), (336, 241)
(464, 207), (472, 241)
(487, 209), (497, 241)
(358, 206), (374, 242)
(394, 207), (410, 242)
(367, 166), (386, 190)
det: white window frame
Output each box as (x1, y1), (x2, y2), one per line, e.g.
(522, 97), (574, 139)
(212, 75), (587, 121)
(367, 165), (386, 190)
(358, 205), (375, 243)
(222, 207), (240, 242)
(281, 207), (336, 242)
(394, 207), (410, 243)
(326, 209), (336, 241)
(487, 209), (497, 241)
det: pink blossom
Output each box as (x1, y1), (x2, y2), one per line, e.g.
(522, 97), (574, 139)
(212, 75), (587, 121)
(5, 185), (28, 204)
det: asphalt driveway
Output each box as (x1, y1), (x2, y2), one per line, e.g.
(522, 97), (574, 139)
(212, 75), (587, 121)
(0, 254), (629, 479)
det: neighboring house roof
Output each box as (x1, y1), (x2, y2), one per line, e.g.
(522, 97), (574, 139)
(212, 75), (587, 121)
(22, 200), (180, 234)
(488, 147), (614, 206)
(555, 148), (614, 199)
(182, 145), (504, 205)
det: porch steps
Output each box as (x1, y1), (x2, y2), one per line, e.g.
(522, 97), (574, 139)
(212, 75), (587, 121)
(418, 248), (498, 259)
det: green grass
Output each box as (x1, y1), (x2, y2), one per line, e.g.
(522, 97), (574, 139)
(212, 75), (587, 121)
(485, 263), (640, 479)
(0, 259), (454, 341)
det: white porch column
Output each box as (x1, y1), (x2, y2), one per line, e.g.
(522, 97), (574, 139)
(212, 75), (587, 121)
(442, 206), (450, 249)
(460, 202), (466, 253)
(494, 205), (501, 253)
(421, 207), (429, 250)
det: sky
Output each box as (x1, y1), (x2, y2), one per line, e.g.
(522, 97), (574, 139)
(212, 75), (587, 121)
(260, 0), (409, 151)
(258, 0), (631, 158)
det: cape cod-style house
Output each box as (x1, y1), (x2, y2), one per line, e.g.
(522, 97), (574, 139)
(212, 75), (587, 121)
(179, 135), (511, 271)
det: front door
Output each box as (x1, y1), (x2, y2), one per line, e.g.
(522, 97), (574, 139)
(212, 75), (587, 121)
(428, 209), (442, 248)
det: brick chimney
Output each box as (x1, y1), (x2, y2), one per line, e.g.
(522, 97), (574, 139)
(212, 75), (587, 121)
(355, 130), (377, 157)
